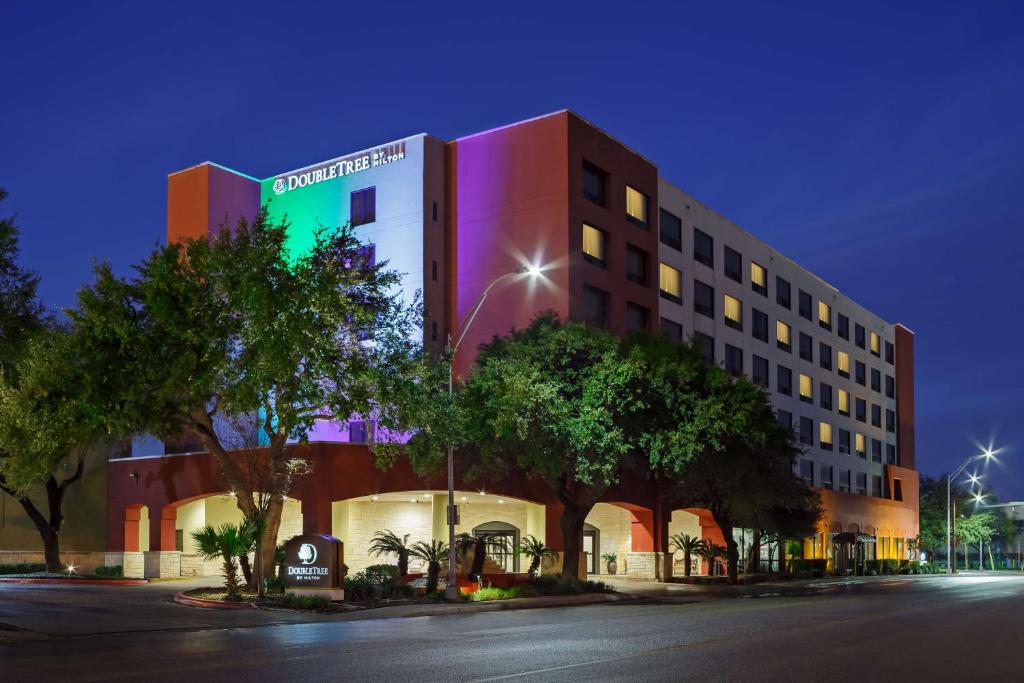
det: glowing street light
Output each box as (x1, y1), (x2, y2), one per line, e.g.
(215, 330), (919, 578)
(947, 447), (999, 574)
(443, 263), (542, 601)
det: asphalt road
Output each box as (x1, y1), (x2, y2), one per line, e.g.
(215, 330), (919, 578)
(2, 573), (1023, 681)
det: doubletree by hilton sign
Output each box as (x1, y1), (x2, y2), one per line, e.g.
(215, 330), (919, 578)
(271, 141), (407, 195)
(282, 534), (344, 590)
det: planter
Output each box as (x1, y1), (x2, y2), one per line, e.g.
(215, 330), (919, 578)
(606, 561), (617, 575)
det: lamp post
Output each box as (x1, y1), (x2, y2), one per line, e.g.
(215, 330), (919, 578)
(947, 449), (995, 575)
(443, 264), (540, 601)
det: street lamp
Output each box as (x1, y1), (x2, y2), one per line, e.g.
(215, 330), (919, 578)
(947, 448), (996, 574)
(443, 264), (541, 600)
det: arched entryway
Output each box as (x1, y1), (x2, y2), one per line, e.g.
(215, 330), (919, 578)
(473, 521), (521, 573)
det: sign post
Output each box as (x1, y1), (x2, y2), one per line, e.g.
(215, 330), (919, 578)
(282, 534), (344, 601)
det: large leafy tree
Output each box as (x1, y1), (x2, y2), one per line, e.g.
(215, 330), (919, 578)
(71, 207), (418, 585)
(0, 188), (45, 369)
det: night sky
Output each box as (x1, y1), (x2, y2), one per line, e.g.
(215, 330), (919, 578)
(2, 2), (1022, 497)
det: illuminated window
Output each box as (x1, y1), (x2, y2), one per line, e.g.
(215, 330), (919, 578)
(799, 373), (813, 402)
(724, 294), (743, 330)
(855, 433), (866, 457)
(776, 320), (791, 351)
(870, 331), (881, 356)
(659, 263), (682, 303)
(837, 351), (850, 377)
(626, 186), (648, 225)
(582, 223), (605, 265)
(820, 421), (833, 450)
(838, 389), (850, 415)
(818, 301), (832, 330)
(351, 186), (376, 227)
(751, 262), (767, 295)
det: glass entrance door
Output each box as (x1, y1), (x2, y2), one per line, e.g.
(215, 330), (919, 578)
(583, 530), (598, 574)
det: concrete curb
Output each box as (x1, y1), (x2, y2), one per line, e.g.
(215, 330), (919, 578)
(0, 577), (148, 586)
(378, 592), (637, 618)
(173, 591), (258, 610)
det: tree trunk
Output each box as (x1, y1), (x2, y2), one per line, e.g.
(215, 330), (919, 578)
(239, 553), (253, 584)
(1, 458), (84, 573)
(709, 505), (739, 584)
(553, 477), (605, 581)
(683, 550), (691, 577)
(253, 493), (284, 588)
(746, 529), (762, 574)
(988, 543), (996, 571)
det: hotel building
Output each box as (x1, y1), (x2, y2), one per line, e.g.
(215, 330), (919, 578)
(0, 111), (919, 579)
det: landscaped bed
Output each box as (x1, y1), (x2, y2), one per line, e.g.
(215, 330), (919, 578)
(0, 563), (141, 583)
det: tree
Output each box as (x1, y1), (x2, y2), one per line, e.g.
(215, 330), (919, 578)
(518, 535), (558, 578)
(668, 365), (822, 584)
(369, 530), (412, 576)
(191, 523), (248, 600)
(692, 540), (716, 576)
(669, 533), (703, 578)
(410, 539), (448, 593)
(70, 208), (418, 587)
(0, 188), (46, 371)
(956, 512), (997, 569)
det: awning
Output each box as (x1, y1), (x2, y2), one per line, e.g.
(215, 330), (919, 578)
(832, 532), (877, 544)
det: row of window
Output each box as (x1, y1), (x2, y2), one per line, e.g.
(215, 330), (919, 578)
(583, 284), (652, 332)
(582, 161), (649, 227)
(655, 215), (895, 364)
(798, 459), (886, 497)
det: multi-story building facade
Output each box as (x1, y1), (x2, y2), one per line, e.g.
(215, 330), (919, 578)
(1, 110), (919, 578)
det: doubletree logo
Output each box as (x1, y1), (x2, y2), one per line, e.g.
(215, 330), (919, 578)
(272, 178), (287, 195)
(298, 543), (318, 565)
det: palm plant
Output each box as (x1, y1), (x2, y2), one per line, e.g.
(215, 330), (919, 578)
(693, 540), (718, 577)
(708, 543), (728, 577)
(669, 533), (704, 578)
(410, 539), (449, 593)
(191, 523), (247, 600)
(455, 533), (510, 580)
(368, 530), (411, 575)
(518, 535), (558, 578)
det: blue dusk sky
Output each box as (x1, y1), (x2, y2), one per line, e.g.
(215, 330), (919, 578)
(2, 2), (1022, 497)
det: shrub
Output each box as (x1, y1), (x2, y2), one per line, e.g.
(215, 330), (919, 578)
(526, 574), (612, 596)
(94, 565), (123, 578)
(274, 593), (331, 610)
(788, 559), (826, 579)
(343, 573), (377, 601)
(363, 564), (400, 585)
(0, 563), (47, 575)
(469, 587), (520, 602)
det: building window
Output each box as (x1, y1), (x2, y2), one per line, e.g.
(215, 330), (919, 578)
(819, 342), (832, 370)
(752, 355), (769, 388)
(856, 472), (868, 496)
(872, 439), (882, 463)
(799, 373), (813, 403)
(626, 244), (648, 285)
(724, 246), (742, 283)
(885, 375), (895, 399)
(818, 301), (832, 330)
(855, 323), (866, 349)
(582, 161), (606, 206)
(752, 308), (768, 342)
(886, 443), (897, 464)
(659, 263), (682, 303)
(798, 290), (812, 320)
(695, 331), (714, 363)
(724, 294), (743, 331)
(885, 340), (894, 364)
(777, 365), (792, 396)
(777, 409), (792, 430)
(660, 317), (682, 342)
(855, 360), (866, 386)
(725, 343), (743, 376)
(625, 185), (648, 226)
(886, 409), (896, 433)
(838, 428), (850, 454)
(799, 416), (813, 446)
(821, 464), (834, 490)
(838, 389), (850, 416)
(837, 350), (850, 378)
(871, 368), (881, 392)
(820, 383), (832, 411)
(820, 421), (833, 450)
(855, 433), (866, 458)
(582, 285), (608, 328)
(582, 223), (606, 266)
(871, 404), (882, 428)
(776, 276), (791, 308)
(694, 280), (714, 318)
(870, 331), (881, 357)
(872, 475), (883, 498)
(776, 320), (791, 352)
(799, 459), (814, 487)
(838, 313), (850, 340)
(694, 228), (714, 268)
(659, 209), (682, 250)
(839, 468), (851, 493)
(350, 186), (376, 227)
(799, 332), (813, 362)
(855, 398), (866, 423)
(626, 302), (649, 333)
(751, 262), (767, 296)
